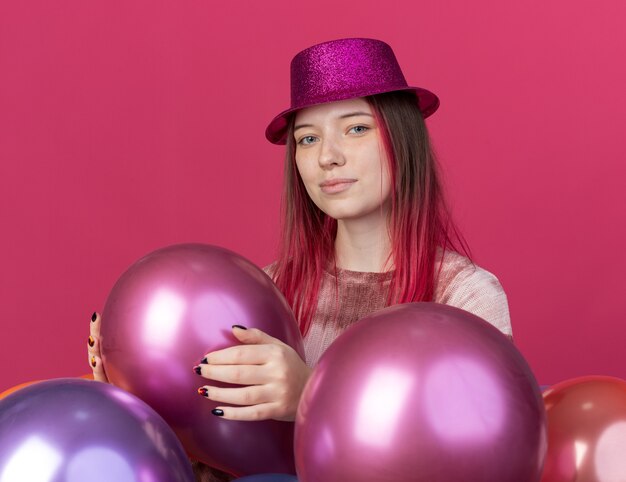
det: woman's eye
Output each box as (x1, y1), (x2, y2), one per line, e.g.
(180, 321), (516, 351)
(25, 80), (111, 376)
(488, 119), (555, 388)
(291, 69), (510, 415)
(298, 136), (318, 145)
(348, 125), (369, 135)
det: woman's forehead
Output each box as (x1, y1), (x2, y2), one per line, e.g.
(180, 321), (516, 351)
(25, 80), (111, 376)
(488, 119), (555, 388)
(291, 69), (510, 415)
(294, 97), (372, 125)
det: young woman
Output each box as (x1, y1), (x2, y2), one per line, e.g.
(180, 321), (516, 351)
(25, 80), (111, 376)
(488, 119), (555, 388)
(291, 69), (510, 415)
(88, 38), (512, 480)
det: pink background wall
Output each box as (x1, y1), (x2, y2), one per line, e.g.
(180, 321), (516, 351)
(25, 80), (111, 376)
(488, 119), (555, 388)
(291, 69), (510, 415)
(1, 0), (624, 391)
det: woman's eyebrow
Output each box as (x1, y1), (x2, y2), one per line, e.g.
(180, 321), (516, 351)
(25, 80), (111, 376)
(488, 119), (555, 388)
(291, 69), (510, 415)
(294, 123), (313, 132)
(339, 111), (373, 119)
(295, 112), (373, 131)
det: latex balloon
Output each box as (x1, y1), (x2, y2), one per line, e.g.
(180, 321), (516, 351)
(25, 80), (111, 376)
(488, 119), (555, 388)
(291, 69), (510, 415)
(1, 375), (93, 400)
(100, 243), (304, 477)
(295, 302), (547, 482)
(541, 376), (626, 482)
(234, 475), (299, 482)
(0, 378), (194, 482)
(1, 375), (94, 400)
(0, 379), (39, 399)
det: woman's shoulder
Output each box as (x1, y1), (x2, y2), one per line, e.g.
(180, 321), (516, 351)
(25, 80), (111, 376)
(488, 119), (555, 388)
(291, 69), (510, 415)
(435, 250), (512, 337)
(435, 250), (501, 294)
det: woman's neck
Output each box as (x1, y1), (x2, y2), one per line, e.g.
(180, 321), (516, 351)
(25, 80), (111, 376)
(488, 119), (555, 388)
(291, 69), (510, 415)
(334, 217), (392, 272)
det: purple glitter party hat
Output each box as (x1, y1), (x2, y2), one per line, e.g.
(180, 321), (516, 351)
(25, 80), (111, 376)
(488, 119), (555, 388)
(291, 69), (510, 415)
(265, 38), (439, 144)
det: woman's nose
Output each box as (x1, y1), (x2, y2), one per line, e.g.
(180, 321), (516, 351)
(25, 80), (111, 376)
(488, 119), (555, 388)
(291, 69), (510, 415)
(318, 138), (346, 168)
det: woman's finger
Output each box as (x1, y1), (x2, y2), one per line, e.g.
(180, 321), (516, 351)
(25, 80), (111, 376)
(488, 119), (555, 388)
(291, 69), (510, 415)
(88, 354), (108, 382)
(207, 402), (278, 422)
(87, 319), (100, 359)
(88, 312), (108, 382)
(89, 311), (101, 339)
(197, 364), (269, 386)
(229, 325), (283, 346)
(202, 343), (274, 366)
(197, 384), (270, 406)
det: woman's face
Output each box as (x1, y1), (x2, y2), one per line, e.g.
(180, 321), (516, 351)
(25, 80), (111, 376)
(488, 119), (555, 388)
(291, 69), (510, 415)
(293, 98), (392, 223)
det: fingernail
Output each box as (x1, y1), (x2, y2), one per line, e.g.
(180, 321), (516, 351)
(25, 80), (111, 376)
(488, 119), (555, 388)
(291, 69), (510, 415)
(91, 312), (97, 322)
(232, 324), (247, 330)
(193, 365), (202, 375)
(197, 387), (209, 397)
(90, 356), (97, 368)
(88, 335), (95, 347)
(200, 357), (208, 365)
(212, 409), (224, 416)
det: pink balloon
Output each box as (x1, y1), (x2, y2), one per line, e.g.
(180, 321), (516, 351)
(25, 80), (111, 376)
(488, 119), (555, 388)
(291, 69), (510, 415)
(295, 303), (546, 482)
(100, 244), (304, 477)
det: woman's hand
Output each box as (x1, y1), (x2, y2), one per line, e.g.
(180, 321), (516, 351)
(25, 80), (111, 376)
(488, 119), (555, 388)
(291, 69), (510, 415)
(88, 312), (108, 382)
(195, 325), (311, 422)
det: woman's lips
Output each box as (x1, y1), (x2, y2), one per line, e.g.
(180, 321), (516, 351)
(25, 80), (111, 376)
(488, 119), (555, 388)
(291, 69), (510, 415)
(319, 179), (357, 194)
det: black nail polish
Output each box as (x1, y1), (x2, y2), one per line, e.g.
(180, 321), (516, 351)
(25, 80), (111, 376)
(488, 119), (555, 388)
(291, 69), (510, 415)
(232, 324), (247, 330)
(88, 336), (95, 347)
(193, 365), (202, 375)
(197, 387), (208, 397)
(212, 409), (224, 416)
(90, 356), (97, 368)
(91, 312), (97, 322)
